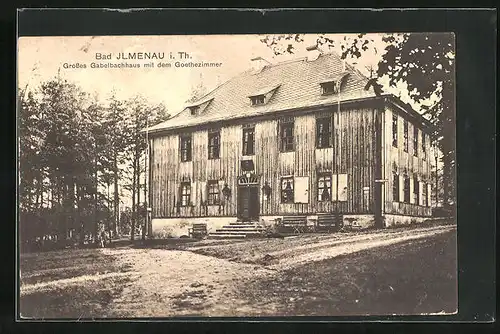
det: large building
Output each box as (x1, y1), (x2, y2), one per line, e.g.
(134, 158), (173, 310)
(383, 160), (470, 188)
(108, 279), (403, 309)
(146, 50), (434, 237)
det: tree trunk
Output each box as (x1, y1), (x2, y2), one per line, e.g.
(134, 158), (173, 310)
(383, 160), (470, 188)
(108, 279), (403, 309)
(137, 156), (141, 239)
(113, 155), (120, 236)
(131, 157), (137, 241)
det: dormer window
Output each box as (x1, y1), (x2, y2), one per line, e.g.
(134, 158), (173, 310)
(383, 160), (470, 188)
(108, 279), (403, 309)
(189, 106), (200, 115)
(320, 72), (350, 96)
(321, 82), (338, 95)
(248, 84), (280, 107)
(185, 97), (214, 116)
(250, 95), (265, 106)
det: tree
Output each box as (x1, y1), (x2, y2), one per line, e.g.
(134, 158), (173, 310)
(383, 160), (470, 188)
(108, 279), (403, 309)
(261, 33), (456, 210)
(122, 96), (169, 241)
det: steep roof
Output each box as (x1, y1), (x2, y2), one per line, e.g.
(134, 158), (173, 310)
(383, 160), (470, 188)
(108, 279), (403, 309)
(147, 52), (379, 134)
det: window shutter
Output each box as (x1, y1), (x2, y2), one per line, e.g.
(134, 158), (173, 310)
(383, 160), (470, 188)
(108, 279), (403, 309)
(427, 183), (432, 207)
(419, 181), (424, 206)
(218, 180), (225, 200)
(399, 175), (404, 203)
(294, 177), (309, 203)
(200, 181), (207, 204)
(409, 177), (415, 204)
(331, 174), (337, 201)
(338, 174), (348, 202)
(191, 181), (197, 206)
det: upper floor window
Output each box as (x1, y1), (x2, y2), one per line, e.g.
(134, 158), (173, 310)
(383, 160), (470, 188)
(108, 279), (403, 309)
(242, 127), (255, 156)
(280, 176), (294, 203)
(279, 120), (294, 152)
(422, 133), (427, 160)
(180, 135), (192, 162)
(180, 182), (191, 206)
(207, 180), (220, 205)
(250, 95), (265, 106)
(208, 131), (220, 160)
(413, 126), (419, 157)
(317, 173), (332, 202)
(392, 114), (398, 148)
(320, 82), (337, 95)
(189, 106), (200, 116)
(316, 116), (333, 148)
(403, 120), (409, 153)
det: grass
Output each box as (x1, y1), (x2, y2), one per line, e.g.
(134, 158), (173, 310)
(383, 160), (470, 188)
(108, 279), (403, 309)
(19, 248), (133, 319)
(241, 230), (457, 316)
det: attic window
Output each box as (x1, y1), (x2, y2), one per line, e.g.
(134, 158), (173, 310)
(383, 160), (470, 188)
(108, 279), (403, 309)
(189, 106), (200, 115)
(321, 82), (338, 95)
(250, 95), (265, 106)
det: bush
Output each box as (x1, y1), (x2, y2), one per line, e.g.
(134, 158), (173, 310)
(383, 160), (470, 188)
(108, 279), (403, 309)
(152, 227), (174, 239)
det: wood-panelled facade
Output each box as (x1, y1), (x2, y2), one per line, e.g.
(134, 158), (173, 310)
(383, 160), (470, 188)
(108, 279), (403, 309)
(149, 99), (432, 221)
(382, 102), (433, 217)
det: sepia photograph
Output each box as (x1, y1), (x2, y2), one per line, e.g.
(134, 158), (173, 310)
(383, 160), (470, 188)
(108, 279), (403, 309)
(17, 32), (457, 319)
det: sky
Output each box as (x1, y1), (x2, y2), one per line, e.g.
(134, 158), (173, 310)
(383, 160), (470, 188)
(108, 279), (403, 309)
(18, 33), (431, 118)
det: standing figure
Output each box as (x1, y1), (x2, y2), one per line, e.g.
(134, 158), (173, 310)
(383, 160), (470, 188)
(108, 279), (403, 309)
(98, 221), (106, 248)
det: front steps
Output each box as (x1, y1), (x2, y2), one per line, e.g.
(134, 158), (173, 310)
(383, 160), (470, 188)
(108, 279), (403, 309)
(208, 221), (265, 239)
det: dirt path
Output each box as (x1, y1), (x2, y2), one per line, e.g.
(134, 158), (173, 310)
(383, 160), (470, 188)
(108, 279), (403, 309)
(102, 224), (455, 317)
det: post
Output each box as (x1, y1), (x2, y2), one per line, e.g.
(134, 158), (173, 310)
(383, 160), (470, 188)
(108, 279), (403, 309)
(143, 113), (149, 240)
(434, 142), (439, 209)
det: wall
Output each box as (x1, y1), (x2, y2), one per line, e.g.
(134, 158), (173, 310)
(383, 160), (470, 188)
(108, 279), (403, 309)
(382, 103), (433, 217)
(150, 103), (393, 219)
(383, 214), (429, 228)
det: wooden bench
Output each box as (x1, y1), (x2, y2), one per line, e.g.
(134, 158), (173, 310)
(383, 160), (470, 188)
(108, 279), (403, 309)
(317, 213), (343, 232)
(188, 223), (208, 239)
(279, 216), (308, 234)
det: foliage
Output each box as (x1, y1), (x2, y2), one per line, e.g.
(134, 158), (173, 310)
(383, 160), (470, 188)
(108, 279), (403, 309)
(18, 77), (170, 246)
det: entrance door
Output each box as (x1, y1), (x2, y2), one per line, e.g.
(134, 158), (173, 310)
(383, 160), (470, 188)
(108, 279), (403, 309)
(237, 185), (259, 222)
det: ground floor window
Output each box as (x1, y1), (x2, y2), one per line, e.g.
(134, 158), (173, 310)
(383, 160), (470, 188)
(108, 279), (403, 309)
(403, 174), (410, 203)
(207, 180), (220, 205)
(413, 176), (419, 204)
(281, 177), (294, 203)
(423, 182), (428, 207)
(317, 173), (332, 202)
(180, 182), (191, 206)
(393, 170), (399, 202)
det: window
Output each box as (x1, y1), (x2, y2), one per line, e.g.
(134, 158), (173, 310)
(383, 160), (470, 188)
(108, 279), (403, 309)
(208, 131), (220, 160)
(392, 168), (399, 202)
(280, 177), (294, 203)
(403, 174), (410, 203)
(189, 106), (200, 115)
(413, 126), (419, 157)
(242, 127), (255, 156)
(422, 133), (427, 160)
(422, 182), (428, 206)
(180, 135), (192, 162)
(207, 180), (220, 205)
(316, 117), (332, 148)
(321, 82), (337, 95)
(317, 173), (332, 202)
(250, 95), (265, 105)
(392, 114), (398, 147)
(403, 120), (409, 152)
(180, 182), (191, 206)
(280, 120), (294, 152)
(413, 175), (419, 204)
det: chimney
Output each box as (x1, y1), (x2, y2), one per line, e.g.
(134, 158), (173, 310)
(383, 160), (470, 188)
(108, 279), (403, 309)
(306, 44), (322, 61)
(250, 56), (270, 74)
